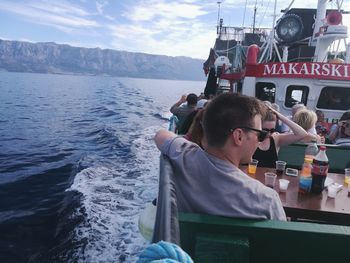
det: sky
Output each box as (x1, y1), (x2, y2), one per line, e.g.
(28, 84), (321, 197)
(0, 0), (349, 59)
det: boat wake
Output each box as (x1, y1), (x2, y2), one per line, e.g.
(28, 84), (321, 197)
(66, 125), (162, 262)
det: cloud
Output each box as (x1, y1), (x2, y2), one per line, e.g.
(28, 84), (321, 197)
(105, 0), (215, 58)
(122, 0), (209, 22)
(96, 0), (109, 15)
(107, 0), (332, 59)
(108, 16), (215, 59)
(0, 0), (98, 30)
(28, 0), (90, 17)
(0, 0), (348, 59)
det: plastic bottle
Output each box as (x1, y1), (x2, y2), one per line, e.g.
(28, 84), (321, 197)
(299, 158), (312, 193)
(304, 139), (318, 161)
(311, 146), (329, 194)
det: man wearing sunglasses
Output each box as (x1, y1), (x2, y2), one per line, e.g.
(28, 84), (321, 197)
(334, 120), (350, 146)
(329, 111), (350, 144)
(155, 93), (286, 221)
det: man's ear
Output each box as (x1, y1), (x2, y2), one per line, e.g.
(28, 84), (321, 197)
(232, 129), (244, 146)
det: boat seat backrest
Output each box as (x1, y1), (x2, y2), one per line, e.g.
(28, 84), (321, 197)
(278, 143), (350, 173)
(179, 212), (350, 263)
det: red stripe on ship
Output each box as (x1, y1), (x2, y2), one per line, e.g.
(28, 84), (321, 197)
(245, 62), (350, 81)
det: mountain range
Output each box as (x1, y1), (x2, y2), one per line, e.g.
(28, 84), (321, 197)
(0, 39), (206, 81)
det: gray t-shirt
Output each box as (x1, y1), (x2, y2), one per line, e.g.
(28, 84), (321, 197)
(160, 136), (286, 221)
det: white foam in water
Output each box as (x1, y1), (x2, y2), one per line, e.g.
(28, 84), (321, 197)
(67, 124), (164, 262)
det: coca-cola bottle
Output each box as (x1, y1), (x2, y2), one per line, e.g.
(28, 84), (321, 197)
(311, 146), (329, 194)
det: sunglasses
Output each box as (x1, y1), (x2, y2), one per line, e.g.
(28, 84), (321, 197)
(231, 127), (268, 142)
(263, 128), (276, 133)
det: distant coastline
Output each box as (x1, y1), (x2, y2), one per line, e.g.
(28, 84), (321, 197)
(0, 39), (205, 81)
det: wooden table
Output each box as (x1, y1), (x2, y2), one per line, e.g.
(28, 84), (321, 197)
(240, 166), (350, 226)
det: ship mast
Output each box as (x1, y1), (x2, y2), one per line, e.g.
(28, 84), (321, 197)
(216, 1), (222, 36)
(217, 1), (222, 28)
(258, 0), (282, 62)
(242, 0), (248, 28)
(252, 0), (258, 33)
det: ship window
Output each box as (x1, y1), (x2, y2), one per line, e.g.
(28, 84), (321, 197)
(255, 82), (275, 103)
(285, 85), (309, 108)
(317, 86), (350, 110)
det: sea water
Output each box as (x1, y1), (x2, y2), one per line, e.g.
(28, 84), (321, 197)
(0, 72), (205, 262)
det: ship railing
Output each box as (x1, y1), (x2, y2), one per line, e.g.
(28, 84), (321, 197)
(217, 26), (271, 42)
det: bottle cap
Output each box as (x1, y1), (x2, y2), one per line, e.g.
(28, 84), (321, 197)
(320, 145), (326, 151)
(304, 158), (313, 163)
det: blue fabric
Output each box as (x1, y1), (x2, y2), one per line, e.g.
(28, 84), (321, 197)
(137, 241), (193, 263)
(168, 115), (179, 132)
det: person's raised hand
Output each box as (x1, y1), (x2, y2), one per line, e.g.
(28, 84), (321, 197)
(265, 103), (278, 116)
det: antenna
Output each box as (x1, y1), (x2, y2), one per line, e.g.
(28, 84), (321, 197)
(217, 1), (222, 28)
(252, 0), (258, 33)
(217, 1), (222, 35)
(242, 0), (248, 28)
(336, 0), (343, 11)
(284, 0), (296, 14)
(270, 0), (278, 60)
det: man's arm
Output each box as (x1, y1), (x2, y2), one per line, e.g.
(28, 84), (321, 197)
(154, 129), (177, 151)
(170, 95), (187, 114)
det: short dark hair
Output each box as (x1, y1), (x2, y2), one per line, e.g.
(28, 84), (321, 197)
(203, 93), (265, 147)
(340, 111), (350, 121)
(186, 93), (198, 106)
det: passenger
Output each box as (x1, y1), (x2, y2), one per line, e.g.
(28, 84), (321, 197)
(253, 106), (308, 168)
(155, 93), (286, 221)
(196, 98), (208, 109)
(328, 111), (350, 143)
(292, 104), (317, 135)
(198, 92), (206, 100)
(315, 110), (331, 137)
(170, 93), (197, 134)
(334, 120), (350, 146)
(293, 109), (323, 143)
(180, 99), (208, 135)
(328, 89), (344, 109)
(291, 103), (306, 116)
(282, 103), (307, 133)
(184, 109), (206, 149)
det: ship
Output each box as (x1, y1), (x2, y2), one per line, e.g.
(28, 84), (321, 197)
(203, 0), (349, 122)
(138, 1), (350, 261)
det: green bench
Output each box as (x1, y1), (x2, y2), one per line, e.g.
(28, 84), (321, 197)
(278, 143), (350, 173)
(152, 155), (350, 262)
(179, 212), (350, 262)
